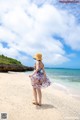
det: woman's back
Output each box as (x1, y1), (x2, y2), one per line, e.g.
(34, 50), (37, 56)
(36, 61), (44, 71)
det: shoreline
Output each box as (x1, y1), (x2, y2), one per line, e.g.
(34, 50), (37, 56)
(26, 71), (80, 100)
(52, 82), (80, 101)
(0, 72), (80, 120)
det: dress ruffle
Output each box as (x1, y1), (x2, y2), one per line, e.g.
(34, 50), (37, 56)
(30, 72), (51, 88)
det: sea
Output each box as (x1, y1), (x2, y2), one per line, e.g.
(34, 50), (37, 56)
(26, 68), (80, 99)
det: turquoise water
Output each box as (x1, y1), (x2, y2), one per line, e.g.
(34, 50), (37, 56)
(26, 68), (80, 96)
(45, 68), (80, 96)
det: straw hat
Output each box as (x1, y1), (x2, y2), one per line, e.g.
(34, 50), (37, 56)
(33, 53), (42, 61)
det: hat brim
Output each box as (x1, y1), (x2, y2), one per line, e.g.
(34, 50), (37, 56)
(33, 56), (42, 60)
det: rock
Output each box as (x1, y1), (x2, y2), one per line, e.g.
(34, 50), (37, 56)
(0, 64), (34, 72)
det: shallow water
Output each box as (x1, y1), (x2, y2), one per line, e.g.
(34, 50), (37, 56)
(45, 68), (80, 97)
(26, 68), (80, 98)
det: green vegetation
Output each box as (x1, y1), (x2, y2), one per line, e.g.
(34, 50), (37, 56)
(0, 54), (22, 65)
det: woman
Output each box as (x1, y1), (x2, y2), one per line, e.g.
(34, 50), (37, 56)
(29, 53), (51, 106)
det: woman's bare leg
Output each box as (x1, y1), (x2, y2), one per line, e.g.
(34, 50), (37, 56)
(33, 87), (38, 104)
(37, 88), (42, 105)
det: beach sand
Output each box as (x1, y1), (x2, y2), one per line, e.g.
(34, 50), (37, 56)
(0, 72), (80, 120)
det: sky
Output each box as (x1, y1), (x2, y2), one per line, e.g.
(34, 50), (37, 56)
(0, 0), (80, 68)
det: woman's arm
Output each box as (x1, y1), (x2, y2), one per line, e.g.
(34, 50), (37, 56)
(29, 61), (39, 77)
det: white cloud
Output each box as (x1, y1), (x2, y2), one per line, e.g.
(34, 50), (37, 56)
(0, 43), (19, 58)
(63, 26), (80, 50)
(43, 53), (69, 65)
(0, 26), (17, 42)
(0, 0), (79, 66)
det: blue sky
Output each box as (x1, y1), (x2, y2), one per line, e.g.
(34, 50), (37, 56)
(0, 0), (80, 68)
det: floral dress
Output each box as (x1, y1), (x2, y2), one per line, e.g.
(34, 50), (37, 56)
(30, 62), (51, 88)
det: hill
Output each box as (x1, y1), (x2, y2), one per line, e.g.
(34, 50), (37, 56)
(0, 55), (34, 72)
(0, 54), (22, 65)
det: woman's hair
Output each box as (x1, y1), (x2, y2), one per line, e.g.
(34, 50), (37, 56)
(38, 60), (41, 61)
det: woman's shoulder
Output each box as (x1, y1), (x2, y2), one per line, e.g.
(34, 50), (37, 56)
(36, 61), (44, 65)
